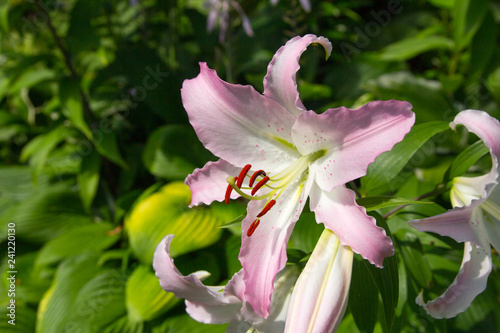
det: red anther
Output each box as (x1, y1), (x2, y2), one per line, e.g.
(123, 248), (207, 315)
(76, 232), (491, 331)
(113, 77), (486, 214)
(249, 170), (266, 187)
(225, 177), (237, 204)
(236, 164), (252, 188)
(257, 200), (276, 218)
(251, 176), (270, 195)
(247, 219), (260, 237)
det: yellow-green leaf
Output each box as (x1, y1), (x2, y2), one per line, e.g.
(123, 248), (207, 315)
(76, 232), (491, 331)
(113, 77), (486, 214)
(126, 265), (178, 322)
(126, 182), (223, 263)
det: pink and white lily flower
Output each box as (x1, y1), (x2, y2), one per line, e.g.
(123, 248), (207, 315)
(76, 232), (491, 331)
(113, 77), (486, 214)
(409, 110), (500, 318)
(153, 234), (299, 332)
(183, 34), (415, 318)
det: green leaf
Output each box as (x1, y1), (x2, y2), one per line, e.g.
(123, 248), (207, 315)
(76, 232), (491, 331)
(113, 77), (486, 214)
(0, 184), (92, 243)
(0, 0), (9, 32)
(428, 0), (456, 8)
(35, 223), (120, 267)
(288, 212), (324, 254)
(152, 314), (227, 333)
(95, 131), (127, 168)
(365, 212), (399, 332)
(0, 304), (36, 332)
(364, 72), (454, 123)
(444, 140), (489, 182)
(36, 255), (102, 333)
(66, 0), (100, 52)
(59, 77), (92, 138)
(469, 12), (497, 80)
(126, 265), (178, 322)
(357, 196), (433, 211)
(77, 149), (101, 211)
(395, 230), (432, 289)
(126, 182), (223, 264)
(362, 121), (450, 194)
(143, 125), (214, 180)
(10, 68), (57, 93)
(20, 126), (74, 182)
(452, 0), (489, 51)
(349, 255), (379, 333)
(375, 36), (455, 61)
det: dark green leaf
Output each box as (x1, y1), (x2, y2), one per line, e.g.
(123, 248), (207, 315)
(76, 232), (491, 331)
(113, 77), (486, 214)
(152, 314), (227, 333)
(143, 124), (213, 180)
(349, 255), (379, 333)
(357, 196), (433, 211)
(444, 140), (489, 182)
(375, 36), (454, 61)
(362, 121), (450, 194)
(95, 131), (127, 168)
(395, 230), (433, 289)
(469, 12), (497, 80)
(453, 0), (489, 51)
(365, 212), (399, 332)
(35, 222), (120, 267)
(288, 212), (324, 254)
(59, 77), (92, 138)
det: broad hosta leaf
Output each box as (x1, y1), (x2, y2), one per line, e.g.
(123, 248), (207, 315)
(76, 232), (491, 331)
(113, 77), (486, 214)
(357, 196), (433, 212)
(453, 0), (489, 51)
(0, 166), (50, 214)
(61, 270), (128, 332)
(362, 121), (450, 194)
(0, 304), (36, 333)
(126, 182), (223, 263)
(38, 257), (128, 333)
(77, 149), (101, 211)
(0, 252), (51, 304)
(20, 126), (75, 182)
(375, 36), (454, 61)
(143, 124), (214, 180)
(444, 140), (489, 182)
(35, 223), (120, 267)
(349, 255), (379, 333)
(126, 265), (178, 322)
(0, 184), (92, 243)
(36, 255), (102, 333)
(152, 314), (227, 333)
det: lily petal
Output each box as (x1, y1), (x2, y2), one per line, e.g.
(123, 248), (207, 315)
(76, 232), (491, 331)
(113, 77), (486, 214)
(416, 242), (492, 319)
(285, 230), (353, 333)
(483, 186), (500, 252)
(263, 34), (332, 117)
(452, 109), (500, 163)
(153, 235), (240, 316)
(409, 203), (483, 246)
(309, 184), (394, 267)
(185, 159), (241, 207)
(182, 62), (301, 171)
(292, 100), (414, 191)
(238, 175), (314, 318)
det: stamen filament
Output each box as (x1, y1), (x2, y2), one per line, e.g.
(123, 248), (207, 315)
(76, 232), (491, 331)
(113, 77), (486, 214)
(227, 177), (274, 200)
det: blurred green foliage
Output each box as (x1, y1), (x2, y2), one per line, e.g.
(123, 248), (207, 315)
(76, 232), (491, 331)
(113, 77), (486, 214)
(0, 0), (499, 332)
